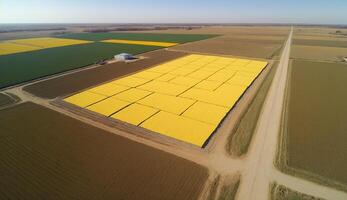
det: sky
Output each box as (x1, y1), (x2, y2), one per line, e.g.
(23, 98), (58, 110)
(1, 0), (347, 24)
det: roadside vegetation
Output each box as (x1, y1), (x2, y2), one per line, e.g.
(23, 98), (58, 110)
(207, 175), (221, 200)
(207, 175), (240, 200)
(0, 93), (19, 108)
(217, 179), (240, 200)
(270, 183), (325, 200)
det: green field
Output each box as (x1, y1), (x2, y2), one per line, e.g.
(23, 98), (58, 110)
(0, 42), (160, 88)
(0, 33), (216, 89)
(279, 60), (347, 189)
(58, 32), (217, 42)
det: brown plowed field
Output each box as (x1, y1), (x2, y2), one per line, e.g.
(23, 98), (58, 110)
(171, 35), (284, 59)
(24, 50), (187, 99)
(0, 102), (208, 200)
(131, 26), (289, 59)
(132, 26), (290, 37)
(281, 60), (347, 188)
(291, 45), (347, 62)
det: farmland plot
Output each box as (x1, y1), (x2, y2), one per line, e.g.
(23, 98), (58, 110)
(172, 35), (284, 59)
(64, 54), (267, 147)
(0, 42), (160, 88)
(58, 32), (217, 43)
(278, 60), (347, 189)
(0, 102), (208, 200)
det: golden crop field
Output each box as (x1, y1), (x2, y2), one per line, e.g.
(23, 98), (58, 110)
(102, 39), (178, 47)
(10, 37), (92, 48)
(0, 42), (41, 56)
(65, 54), (267, 147)
(0, 37), (92, 56)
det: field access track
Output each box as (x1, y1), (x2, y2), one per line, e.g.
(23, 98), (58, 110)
(0, 102), (208, 200)
(65, 54), (267, 147)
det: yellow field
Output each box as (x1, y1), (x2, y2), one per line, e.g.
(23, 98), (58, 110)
(0, 42), (41, 56)
(11, 37), (92, 48)
(64, 54), (267, 147)
(0, 37), (92, 56)
(102, 39), (178, 47)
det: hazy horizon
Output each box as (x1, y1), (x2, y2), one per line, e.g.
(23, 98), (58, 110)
(1, 0), (347, 25)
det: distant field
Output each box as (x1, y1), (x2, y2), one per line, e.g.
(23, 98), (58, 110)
(172, 35), (284, 59)
(0, 37), (93, 56)
(135, 26), (290, 37)
(102, 39), (178, 47)
(58, 32), (217, 43)
(0, 33), (215, 89)
(0, 42), (40, 56)
(293, 39), (347, 48)
(294, 27), (347, 37)
(279, 60), (347, 189)
(24, 50), (187, 99)
(0, 102), (208, 199)
(291, 25), (347, 62)
(293, 35), (347, 41)
(0, 42), (160, 88)
(291, 45), (347, 61)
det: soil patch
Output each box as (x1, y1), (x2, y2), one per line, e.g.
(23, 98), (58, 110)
(0, 102), (208, 200)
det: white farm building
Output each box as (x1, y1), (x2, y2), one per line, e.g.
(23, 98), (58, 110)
(114, 53), (135, 61)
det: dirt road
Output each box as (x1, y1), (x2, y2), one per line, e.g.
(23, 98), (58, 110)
(237, 27), (293, 200)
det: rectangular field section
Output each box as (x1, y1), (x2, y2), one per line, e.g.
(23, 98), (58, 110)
(65, 54), (267, 147)
(102, 39), (178, 47)
(0, 42), (41, 56)
(0, 37), (92, 56)
(0, 102), (208, 200)
(284, 60), (347, 186)
(0, 42), (160, 88)
(0, 33), (215, 89)
(58, 32), (217, 43)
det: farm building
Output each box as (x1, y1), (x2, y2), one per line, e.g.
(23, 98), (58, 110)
(114, 53), (135, 61)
